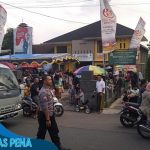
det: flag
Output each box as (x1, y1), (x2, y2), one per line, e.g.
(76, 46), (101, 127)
(100, 0), (116, 53)
(0, 5), (7, 52)
(129, 17), (146, 49)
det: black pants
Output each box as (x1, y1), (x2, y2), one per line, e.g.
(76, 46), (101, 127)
(37, 111), (61, 150)
(97, 93), (102, 112)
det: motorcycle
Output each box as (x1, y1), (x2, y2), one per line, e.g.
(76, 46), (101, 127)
(120, 102), (141, 128)
(22, 97), (37, 117)
(137, 109), (150, 139)
(53, 96), (64, 117)
(22, 94), (64, 117)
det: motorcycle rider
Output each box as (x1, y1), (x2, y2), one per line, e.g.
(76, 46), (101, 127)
(140, 82), (150, 124)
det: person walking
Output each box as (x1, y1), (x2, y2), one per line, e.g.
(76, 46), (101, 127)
(96, 75), (105, 113)
(30, 77), (40, 118)
(37, 75), (70, 150)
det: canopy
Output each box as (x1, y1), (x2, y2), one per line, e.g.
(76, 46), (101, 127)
(0, 53), (79, 65)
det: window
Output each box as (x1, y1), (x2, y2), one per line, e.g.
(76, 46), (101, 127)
(120, 43), (122, 49)
(97, 41), (103, 53)
(124, 43), (126, 49)
(49, 48), (54, 53)
(56, 46), (67, 53)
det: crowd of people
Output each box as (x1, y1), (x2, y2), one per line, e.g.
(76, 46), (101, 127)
(17, 67), (150, 147)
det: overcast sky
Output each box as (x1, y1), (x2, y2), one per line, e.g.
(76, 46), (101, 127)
(1, 0), (150, 45)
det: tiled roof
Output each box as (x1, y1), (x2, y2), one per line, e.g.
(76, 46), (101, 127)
(44, 21), (147, 43)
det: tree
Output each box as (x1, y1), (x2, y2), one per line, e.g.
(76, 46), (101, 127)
(145, 56), (150, 81)
(2, 28), (14, 54)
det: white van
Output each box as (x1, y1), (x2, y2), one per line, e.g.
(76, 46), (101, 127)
(0, 64), (22, 121)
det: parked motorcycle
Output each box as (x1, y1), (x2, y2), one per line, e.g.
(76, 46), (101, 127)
(75, 104), (90, 114)
(53, 97), (64, 117)
(120, 102), (141, 128)
(137, 109), (150, 139)
(22, 97), (37, 117)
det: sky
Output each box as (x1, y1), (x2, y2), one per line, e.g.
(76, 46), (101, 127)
(1, 0), (150, 45)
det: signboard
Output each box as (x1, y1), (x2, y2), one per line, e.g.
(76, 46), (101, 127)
(14, 26), (32, 54)
(73, 54), (93, 62)
(109, 50), (137, 65)
(0, 5), (7, 52)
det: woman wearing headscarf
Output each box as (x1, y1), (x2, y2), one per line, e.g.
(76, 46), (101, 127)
(140, 82), (150, 123)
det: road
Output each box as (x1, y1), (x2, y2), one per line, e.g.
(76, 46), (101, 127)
(2, 111), (150, 150)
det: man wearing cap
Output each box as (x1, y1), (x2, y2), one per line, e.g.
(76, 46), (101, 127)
(37, 75), (70, 150)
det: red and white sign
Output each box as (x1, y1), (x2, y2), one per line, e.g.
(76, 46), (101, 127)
(129, 17), (146, 49)
(14, 26), (32, 54)
(100, 0), (117, 53)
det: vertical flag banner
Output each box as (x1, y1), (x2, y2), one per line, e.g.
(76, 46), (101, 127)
(100, 0), (116, 53)
(14, 26), (32, 54)
(129, 17), (146, 49)
(0, 5), (7, 52)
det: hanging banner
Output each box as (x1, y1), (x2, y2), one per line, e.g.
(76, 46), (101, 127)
(0, 5), (7, 52)
(129, 17), (145, 49)
(14, 26), (32, 54)
(100, 0), (116, 53)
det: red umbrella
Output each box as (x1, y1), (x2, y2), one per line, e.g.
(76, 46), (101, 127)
(0, 62), (16, 71)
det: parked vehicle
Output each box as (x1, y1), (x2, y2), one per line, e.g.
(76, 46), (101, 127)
(137, 109), (150, 139)
(75, 103), (90, 114)
(53, 97), (64, 117)
(22, 97), (37, 117)
(0, 64), (22, 121)
(120, 102), (141, 128)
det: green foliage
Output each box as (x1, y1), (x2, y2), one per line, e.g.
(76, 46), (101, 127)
(145, 56), (150, 82)
(2, 28), (14, 54)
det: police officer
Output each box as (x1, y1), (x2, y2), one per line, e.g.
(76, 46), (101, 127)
(37, 75), (70, 150)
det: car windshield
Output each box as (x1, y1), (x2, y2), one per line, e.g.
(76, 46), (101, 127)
(0, 68), (19, 90)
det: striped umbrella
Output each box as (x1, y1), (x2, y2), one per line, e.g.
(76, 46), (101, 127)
(74, 65), (107, 76)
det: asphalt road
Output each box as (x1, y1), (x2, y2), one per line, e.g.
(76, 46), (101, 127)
(2, 111), (150, 150)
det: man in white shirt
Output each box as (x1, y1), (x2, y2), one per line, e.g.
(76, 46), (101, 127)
(96, 75), (105, 112)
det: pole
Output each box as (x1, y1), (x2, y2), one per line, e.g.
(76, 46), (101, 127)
(103, 53), (107, 107)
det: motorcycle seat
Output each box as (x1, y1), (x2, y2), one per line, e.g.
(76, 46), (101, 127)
(125, 102), (140, 108)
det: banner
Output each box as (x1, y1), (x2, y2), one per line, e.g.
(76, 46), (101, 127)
(0, 5), (7, 52)
(129, 17), (145, 49)
(100, 0), (116, 53)
(14, 26), (32, 54)
(72, 54), (93, 62)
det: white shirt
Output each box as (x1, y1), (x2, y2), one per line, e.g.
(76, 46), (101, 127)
(96, 79), (105, 94)
(20, 83), (25, 97)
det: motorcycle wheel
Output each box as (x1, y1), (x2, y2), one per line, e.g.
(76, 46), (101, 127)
(120, 111), (135, 128)
(137, 122), (150, 139)
(23, 106), (32, 117)
(54, 105), (64, 117)
(85, 108), (90, 114)
(75, 106), (80, 112)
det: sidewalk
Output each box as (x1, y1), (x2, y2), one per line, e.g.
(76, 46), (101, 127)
(60, 90), (123, 114)
(102, 97), (123, 114)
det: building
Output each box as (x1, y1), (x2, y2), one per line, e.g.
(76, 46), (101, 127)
(33, 21), (148, 73)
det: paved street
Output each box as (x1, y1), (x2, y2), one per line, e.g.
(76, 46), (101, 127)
(2, 111), (150, 150)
